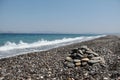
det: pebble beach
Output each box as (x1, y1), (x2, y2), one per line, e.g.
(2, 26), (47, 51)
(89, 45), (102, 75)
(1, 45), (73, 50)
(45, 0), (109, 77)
(0, 35), (120, 80)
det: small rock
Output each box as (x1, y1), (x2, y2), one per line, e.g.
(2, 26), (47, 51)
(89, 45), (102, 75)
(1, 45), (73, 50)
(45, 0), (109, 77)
(66, 57), (73, 62)
(70, 53), (77, 57)
(73, 59), (81, 63)
(27, 76), (31, 80)
(75, 62), (81, 66)
(68, 77), (75, 80)
(80, 45), (90, 51)
(81, 58), (89, 62)
(40, 76), (44, 79)
(77, 53), (84, 58)
(91, 57), (101, 60)
(80, 45), (88, 49)
(118, 77), (120, 80)
(84, 72), (88, 77)
(78, 50), (84, 54)
(0, 76), (4, 80)
(88, 60), (101, 64)
(82, 54), (88, 58)
(87, 54), (94, 58)
(81, 62), (87, 66)
(86, 51), (99, 56)
(103, 77), (109, 80)
(66, 62), (75, 68)
(72, 48), (78, 53)
(100, 57), (105, 64)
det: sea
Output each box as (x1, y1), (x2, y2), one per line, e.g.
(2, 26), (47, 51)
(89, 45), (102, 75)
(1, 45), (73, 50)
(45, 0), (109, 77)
(0, 33), (105, 59)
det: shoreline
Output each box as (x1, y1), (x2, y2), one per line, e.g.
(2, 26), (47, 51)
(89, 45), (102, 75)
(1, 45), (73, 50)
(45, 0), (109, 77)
(0, 35), (105, 59)
(0, 35), (120, 80)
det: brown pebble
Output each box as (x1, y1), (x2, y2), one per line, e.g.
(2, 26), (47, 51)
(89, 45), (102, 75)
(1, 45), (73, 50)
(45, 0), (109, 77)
(81, 58), (89, 62)
(68, 78), (75, 80)
(75, 62), (81, 66)
(27, 76), (31, 80)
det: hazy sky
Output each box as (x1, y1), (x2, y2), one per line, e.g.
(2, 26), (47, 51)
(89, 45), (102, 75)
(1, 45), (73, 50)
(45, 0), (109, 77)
(0, 0), (120, 33)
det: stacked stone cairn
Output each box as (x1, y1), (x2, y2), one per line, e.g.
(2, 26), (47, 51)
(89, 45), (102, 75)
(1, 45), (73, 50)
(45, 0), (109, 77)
(65, 45), (105, 68)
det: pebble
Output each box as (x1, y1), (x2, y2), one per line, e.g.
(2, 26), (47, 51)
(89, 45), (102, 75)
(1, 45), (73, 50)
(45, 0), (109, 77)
(0, 77), (4, 80)
(72, 48), (78, 53)
(66, 57), (73, 62)
(91, 57), (101, 60)
(40, 76), (44, 79)
(66, 62), (75, 68)
(73, 59), (81, 62)
(80, 45), (88, 50)
(100, 57), (105, 64)
(87, 54), (94, 58)
(27, 76), (31, 80)
(68, 78), (75, 80)
(88, 60), (101, 64)
(81, 62), (87, 66)
(78, 50), (84, 54)
(103, 77), (109, 80)
(81, 58), (89, 62)
(77, 53), (84, 58)
(75, 62), (81, 66)
(86, 51), (99, 56)
(118, 77), (120, 80)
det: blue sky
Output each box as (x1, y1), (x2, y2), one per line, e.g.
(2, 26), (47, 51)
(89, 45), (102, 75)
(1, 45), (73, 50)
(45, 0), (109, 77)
(0, 0), (120, 33)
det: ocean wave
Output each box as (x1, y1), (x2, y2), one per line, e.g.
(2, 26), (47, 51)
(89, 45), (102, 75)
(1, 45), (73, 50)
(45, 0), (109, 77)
(0, 35), (105, 51)
(0, 35), (106, 59)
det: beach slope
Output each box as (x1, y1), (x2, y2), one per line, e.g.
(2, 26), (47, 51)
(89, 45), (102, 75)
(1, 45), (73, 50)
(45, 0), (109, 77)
(0, 35), (120, 80)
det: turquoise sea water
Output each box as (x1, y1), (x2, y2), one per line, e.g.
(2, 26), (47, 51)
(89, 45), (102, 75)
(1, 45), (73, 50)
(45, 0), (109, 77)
(0, 33), (105, 58)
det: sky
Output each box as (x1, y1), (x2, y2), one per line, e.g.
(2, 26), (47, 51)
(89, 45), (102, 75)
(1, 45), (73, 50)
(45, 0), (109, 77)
(0, 0), (120, 33)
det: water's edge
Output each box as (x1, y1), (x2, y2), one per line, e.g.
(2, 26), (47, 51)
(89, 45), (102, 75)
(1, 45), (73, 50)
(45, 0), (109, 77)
(0, 35), (106, 59)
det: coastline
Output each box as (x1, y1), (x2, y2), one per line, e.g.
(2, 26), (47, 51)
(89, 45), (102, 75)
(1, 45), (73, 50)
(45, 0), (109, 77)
(0, 35), (120, 80)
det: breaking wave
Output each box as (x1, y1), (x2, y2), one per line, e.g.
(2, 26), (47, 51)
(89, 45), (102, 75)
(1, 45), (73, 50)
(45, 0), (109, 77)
(0, 35), (106, 58)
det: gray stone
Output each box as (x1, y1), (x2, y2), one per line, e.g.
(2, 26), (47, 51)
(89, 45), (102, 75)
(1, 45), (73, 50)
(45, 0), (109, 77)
(66, 57), (73, 62)
(88, 60), (101, 64)
(91, 57), (101, 60)
(66, 62), (75, 68)
(80, 45), (91, 51)
(77, 53), (84, 58)
(0, 76), (4, 80)
(87, 54), (94, 58)
(81, 62), (87, 66)
(86, 51), (99, 56)
(72, 48), (78, 53)
(73, 59), (81, 63)
(78, 50), (84, 54)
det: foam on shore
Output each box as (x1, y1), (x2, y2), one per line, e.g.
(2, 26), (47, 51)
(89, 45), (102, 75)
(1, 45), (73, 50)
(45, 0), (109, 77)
(0, 35), (105, 58)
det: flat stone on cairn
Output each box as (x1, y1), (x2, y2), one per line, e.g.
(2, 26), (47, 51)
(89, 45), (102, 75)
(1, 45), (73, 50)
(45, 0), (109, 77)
(65, 45), (105, 68)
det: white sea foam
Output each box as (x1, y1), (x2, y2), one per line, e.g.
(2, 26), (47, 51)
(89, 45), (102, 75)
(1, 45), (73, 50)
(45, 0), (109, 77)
(0, 35), (106, 58)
